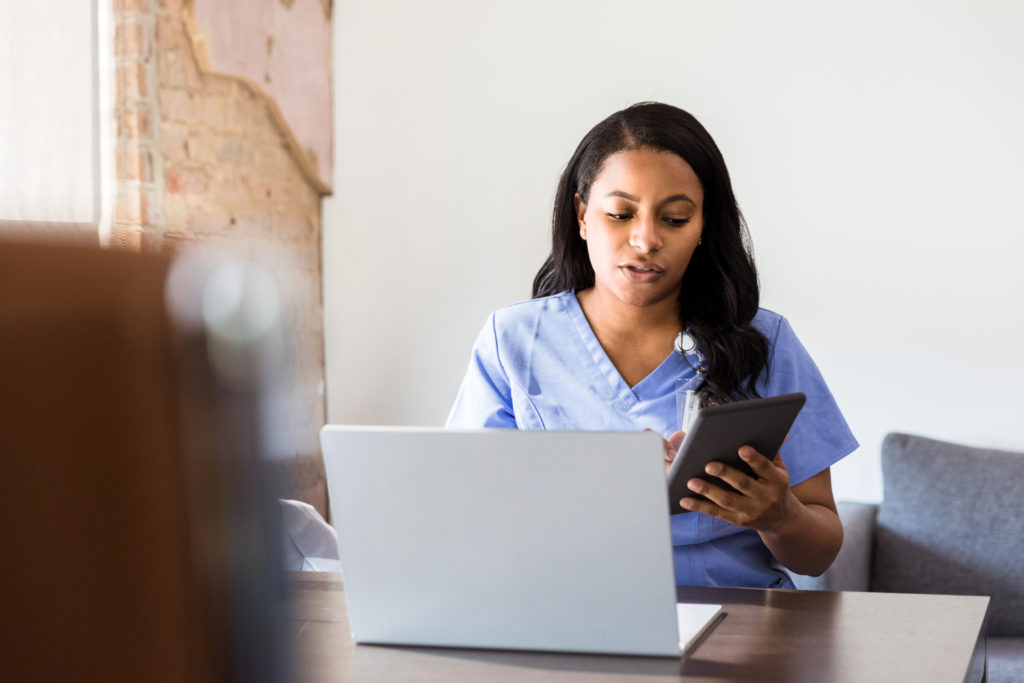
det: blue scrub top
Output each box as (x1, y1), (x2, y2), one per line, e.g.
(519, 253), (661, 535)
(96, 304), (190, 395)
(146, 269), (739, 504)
(446, 290), (858, 588)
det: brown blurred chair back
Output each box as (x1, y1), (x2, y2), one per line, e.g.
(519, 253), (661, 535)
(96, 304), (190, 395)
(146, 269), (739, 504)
(0, 239), (286, 683)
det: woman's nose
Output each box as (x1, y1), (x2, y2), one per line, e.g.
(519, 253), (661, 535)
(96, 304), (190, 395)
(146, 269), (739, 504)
(629, 215), (663, 253)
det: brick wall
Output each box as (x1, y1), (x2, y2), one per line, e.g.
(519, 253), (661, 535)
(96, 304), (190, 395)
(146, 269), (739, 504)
(112, 0), (330, 517)
(112, 0), (162, 248)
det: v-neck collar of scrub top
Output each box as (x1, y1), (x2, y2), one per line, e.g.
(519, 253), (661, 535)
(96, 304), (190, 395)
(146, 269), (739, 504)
(562, 290), (702, 413)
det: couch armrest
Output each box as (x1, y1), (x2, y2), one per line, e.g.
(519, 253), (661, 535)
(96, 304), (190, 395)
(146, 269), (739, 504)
(786, 501), (878, 591)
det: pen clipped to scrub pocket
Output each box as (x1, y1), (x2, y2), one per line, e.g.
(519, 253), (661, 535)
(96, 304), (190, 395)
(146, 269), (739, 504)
(675, 378), (708, 434)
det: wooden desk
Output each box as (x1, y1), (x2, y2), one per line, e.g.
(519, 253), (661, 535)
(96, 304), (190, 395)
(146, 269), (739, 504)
(290, 572), (988, 682)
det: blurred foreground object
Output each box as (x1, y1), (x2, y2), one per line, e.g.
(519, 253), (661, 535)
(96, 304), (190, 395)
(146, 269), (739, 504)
(0, 239), (288, 682)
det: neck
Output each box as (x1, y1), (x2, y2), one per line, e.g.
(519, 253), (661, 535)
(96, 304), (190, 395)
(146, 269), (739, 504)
(576, 287), (681, 343)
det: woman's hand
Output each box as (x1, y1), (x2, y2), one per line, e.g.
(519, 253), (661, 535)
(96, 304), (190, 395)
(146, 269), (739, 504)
(662, 430), (687, 474)
(679, 445), (799, 532)
(666, 435), (843, 575)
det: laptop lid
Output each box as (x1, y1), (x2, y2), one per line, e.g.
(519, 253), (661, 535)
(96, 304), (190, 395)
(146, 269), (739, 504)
(319, 426), (685, 657)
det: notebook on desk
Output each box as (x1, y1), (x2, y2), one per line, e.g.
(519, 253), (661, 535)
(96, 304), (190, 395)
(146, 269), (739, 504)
(319, 426), (721, 657)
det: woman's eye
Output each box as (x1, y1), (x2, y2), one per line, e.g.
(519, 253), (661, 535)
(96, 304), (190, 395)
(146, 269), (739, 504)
(606, 213), (632, 221)
(664, 217), (691, 227)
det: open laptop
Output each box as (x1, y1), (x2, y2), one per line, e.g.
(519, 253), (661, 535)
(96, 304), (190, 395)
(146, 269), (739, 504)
(319, 426), (721, 657)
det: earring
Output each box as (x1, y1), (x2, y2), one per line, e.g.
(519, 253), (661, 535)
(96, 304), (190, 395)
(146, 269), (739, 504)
(580, 228), (587, 238)
(697, 236), (703, 246)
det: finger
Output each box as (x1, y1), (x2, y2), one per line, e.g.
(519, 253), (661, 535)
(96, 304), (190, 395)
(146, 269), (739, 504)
(737, 448), (791, 492)
(737, 446), (782, 478)
(687, 477), (745, 512)
(678, 497), (742, 525)
(770, 450), (788, 471)
(667, 430), (686, 451)
(703, 460), (758, 495)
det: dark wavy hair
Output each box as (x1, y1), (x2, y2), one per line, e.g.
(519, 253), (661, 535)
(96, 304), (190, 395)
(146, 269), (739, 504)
(532, 102), (768, 402)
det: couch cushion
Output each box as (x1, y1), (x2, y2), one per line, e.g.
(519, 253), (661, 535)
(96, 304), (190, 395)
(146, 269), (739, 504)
(873, 433), (1024, 636)
(987, 638), (1024, 683)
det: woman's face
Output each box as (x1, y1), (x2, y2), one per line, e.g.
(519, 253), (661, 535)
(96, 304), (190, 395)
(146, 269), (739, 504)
(576, 147), (704, 310)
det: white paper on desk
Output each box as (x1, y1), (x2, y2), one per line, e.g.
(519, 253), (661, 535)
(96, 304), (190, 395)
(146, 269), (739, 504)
(279, 498), (342, 572)
(677, 603), (722, 654)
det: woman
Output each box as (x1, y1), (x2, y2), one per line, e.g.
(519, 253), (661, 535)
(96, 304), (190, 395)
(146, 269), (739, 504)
(447, 102), (857, 588)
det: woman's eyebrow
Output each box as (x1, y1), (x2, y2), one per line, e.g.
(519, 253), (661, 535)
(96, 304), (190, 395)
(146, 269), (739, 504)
(603, 190), (696, 206)
(661, 193), (696, 206)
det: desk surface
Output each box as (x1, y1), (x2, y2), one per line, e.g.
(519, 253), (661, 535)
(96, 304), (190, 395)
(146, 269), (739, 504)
(290, 572), (988, 683)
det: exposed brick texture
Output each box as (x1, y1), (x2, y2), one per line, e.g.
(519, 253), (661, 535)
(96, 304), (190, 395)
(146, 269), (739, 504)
(113, 0), (330, 517)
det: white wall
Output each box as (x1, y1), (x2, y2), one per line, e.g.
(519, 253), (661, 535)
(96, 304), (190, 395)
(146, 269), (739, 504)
(324, 0), (1024, 503)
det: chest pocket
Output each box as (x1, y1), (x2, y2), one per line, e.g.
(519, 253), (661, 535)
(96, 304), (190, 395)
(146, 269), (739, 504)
(509, 383), (546, 430)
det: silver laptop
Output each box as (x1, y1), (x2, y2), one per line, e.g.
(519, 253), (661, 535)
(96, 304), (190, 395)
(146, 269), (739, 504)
(319, 426), (721, 657)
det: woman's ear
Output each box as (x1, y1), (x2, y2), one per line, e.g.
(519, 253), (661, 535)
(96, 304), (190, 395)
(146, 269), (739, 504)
(574, 193), (587, 233)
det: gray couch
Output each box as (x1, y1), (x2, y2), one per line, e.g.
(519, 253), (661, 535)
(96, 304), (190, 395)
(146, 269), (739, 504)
(788, 433), (1024, 683)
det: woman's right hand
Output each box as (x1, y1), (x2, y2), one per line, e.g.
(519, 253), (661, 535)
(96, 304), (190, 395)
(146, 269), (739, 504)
(663, 430), (686, 474)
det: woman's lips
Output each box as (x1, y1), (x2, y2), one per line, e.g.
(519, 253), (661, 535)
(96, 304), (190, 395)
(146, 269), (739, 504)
(618, 262), (664, 282)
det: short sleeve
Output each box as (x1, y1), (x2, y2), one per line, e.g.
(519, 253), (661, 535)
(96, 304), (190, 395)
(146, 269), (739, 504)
(446, 314), (518, 429)
(757, 315), (858, 486)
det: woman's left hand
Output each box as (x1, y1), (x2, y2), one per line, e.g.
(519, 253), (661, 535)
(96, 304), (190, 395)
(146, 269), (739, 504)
(679, 445), (799, 532)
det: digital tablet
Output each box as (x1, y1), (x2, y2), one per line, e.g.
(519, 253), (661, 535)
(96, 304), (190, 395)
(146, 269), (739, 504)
(666, 392), (806, 515)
